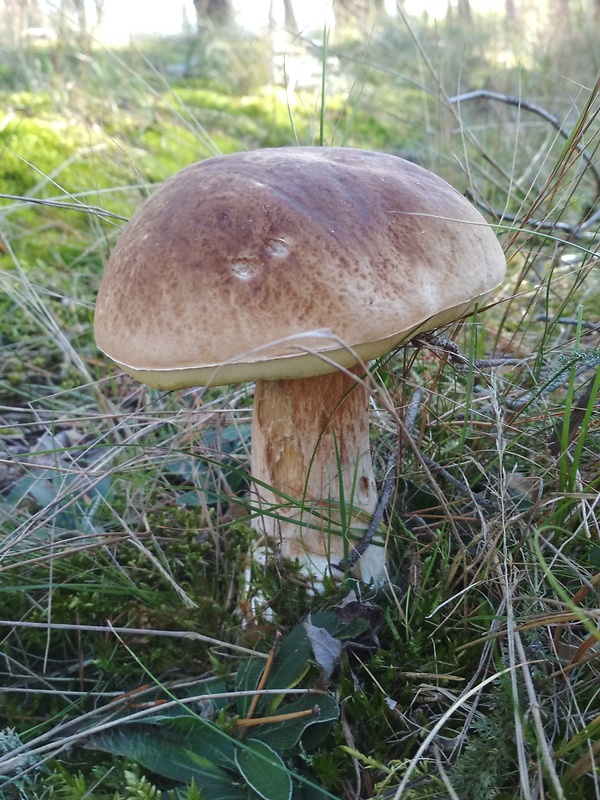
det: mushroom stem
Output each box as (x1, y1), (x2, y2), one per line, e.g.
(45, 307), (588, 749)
(250, 365), (386, 589)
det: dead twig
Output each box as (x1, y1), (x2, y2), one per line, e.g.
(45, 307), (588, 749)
(448, 89), (600, 195)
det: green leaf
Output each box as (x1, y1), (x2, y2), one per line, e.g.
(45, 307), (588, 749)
(253, 694), (339, 752)
(235, 739), (292, 800)
(86, 723), (245, 799)
(309, 610), (371, 641)
(235, 657), (266, 717)
(158, 714), (237, 768)
(168, 425), (251, 508)
(259, 625), (311, 714)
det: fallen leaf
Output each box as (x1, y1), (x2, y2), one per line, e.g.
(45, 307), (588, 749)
(303, 618), (342, 680)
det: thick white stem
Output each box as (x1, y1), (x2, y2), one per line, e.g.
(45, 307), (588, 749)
(250, 365), (386, 589)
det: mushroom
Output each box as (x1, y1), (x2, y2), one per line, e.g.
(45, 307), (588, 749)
(94, 147), (506, 596)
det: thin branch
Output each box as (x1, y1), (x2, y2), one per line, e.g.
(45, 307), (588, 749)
(411, 333), (524, 372)
(536, 315), (600, 332)
(448, 89), (600, 194)
(337, 448), (398, 572)
(467, 197), (594, 237)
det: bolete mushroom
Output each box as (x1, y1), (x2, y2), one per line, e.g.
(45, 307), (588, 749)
(94, 147), (506, 595)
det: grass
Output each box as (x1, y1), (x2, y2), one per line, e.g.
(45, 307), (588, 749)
(0, 6), (599, 799)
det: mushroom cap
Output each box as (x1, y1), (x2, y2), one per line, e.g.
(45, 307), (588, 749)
(94, 147), (506, 389)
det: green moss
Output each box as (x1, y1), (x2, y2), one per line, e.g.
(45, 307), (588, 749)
(450, 695), (519, 799)
(0, 114), (141, 222)
(0, 517), (248, 719)
(3, 90), (55, 116)
(0, 117), (75, 195)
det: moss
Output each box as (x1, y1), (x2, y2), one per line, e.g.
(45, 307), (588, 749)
(0, 518), (248, 719)
(0, 117), (75, 195)
(3, 90), (56, 116)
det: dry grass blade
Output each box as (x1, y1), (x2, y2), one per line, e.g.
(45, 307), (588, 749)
(0, 619), (265, 657)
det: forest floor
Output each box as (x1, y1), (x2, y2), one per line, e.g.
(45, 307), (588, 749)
(0, 9), (599, 800)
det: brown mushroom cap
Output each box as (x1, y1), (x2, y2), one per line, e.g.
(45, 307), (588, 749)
(94, 147), (506, 389)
